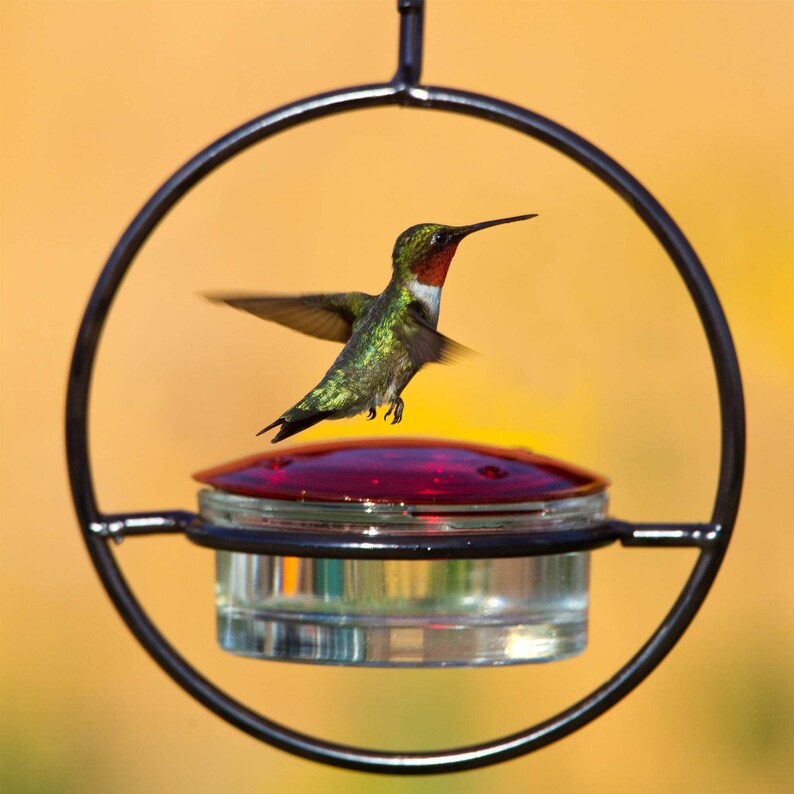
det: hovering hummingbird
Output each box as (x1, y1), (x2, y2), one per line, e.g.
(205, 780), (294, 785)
(210, 213), (536, 443)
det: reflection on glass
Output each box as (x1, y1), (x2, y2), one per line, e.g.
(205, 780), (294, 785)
(206, 492), (604, 666)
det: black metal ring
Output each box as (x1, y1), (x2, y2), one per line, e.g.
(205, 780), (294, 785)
(185, 519), (622, 559)
(66, 79), (744, 773)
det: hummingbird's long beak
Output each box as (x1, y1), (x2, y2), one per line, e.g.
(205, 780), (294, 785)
(460, 213), (538, 237)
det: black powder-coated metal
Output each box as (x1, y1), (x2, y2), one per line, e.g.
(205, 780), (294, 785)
(181, 518), (722, 559)
(65, 0), (745, 774)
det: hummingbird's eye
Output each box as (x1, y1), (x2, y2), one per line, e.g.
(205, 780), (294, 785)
(432, 231), (450, 247)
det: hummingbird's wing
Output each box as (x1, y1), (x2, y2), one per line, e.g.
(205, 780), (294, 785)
(206, 292), (374, 343)
(398, 305), (472, 369)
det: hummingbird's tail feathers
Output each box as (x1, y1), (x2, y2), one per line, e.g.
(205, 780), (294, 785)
(256, 418), (283, 437)
(258, 411), (335, 444)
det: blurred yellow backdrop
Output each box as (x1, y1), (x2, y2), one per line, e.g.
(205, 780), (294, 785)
(2, 1), (793, 792)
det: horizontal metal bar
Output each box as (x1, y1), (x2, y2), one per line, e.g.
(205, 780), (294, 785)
(612, 520), (721, 548)
(90, 510), (196, 542)
(91, 511), (719, 556)
(186, 518), (720, 557)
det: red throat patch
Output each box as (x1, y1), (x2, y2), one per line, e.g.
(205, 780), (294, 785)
(411, 244), (460, 287)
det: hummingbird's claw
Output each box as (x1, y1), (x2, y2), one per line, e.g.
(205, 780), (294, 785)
(384, 397), (404, 425)
(366, 407), (377, 420)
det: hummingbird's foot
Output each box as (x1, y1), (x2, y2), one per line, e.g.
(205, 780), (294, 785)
(366, 407), (377, 420)
(384, 397), (404, 425)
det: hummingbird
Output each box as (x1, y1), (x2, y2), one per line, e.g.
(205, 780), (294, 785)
(209, 213), (536, 443)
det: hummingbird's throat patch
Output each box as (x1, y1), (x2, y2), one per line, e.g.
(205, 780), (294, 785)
(408, 280), (442, 318)
(411, 245), (459, 287)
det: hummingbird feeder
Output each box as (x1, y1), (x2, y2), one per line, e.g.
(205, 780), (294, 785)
(195, 439), (609, 666)
(66, 0), (745, 775)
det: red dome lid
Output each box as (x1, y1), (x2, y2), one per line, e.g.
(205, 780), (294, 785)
(193, 438), (608, 505)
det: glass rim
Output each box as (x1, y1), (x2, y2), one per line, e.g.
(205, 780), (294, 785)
(199, 487), (609, 535)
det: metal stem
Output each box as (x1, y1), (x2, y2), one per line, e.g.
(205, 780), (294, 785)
(393, 0), (424, 86)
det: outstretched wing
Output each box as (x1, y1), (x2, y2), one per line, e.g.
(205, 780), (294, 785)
(397, 303), (472, 369)
(206, 292), (374, 343)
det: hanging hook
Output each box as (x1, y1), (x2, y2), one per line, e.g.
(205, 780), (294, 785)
(393, 0), (424, 87)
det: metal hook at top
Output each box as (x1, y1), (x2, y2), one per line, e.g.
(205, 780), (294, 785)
(393, 0), (425, 87)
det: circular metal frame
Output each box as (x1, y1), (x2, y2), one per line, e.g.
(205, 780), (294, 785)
(65, 7), (744, 776)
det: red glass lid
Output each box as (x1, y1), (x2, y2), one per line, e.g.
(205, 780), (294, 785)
(193, 438), (609, 505)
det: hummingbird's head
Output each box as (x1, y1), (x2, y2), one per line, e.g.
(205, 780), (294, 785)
(392, 214), (537, 287)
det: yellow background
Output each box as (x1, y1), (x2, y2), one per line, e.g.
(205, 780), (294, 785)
(2, 1), (793, 791)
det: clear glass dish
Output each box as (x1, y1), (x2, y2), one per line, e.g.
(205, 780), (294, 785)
(196, 439), (608, 666)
